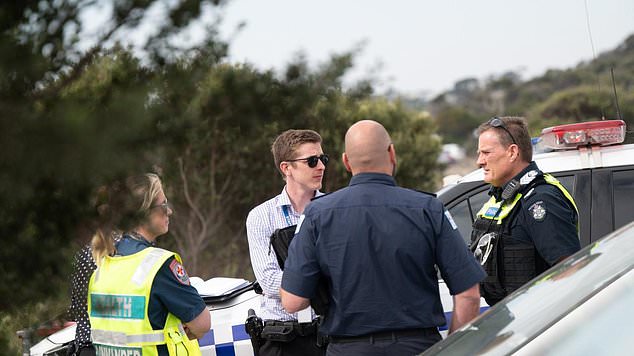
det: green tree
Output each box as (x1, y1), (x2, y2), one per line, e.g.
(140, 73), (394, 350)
(428, 34), (634, 142)
(430, 105), (480, 145)
(1, 1), (227, 352)
(146, 53), (442, 279)
(1, 3), (445, 353)
(527, 85), (634, 137)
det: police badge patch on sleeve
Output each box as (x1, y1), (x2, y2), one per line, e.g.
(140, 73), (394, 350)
(444, 210), (458, 230)
(528, 201), (547, 221)
(169, 259), (190, 285)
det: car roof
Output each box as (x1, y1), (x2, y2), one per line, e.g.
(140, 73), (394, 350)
(422, 220), (634, 355)
(443, 143), (634, 187)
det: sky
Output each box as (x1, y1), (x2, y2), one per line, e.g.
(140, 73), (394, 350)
(215, 0), (634, 97)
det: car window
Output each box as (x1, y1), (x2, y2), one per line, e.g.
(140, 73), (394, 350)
(554, 175), (574, 195)
(468, 191), (489, 220)
(612, 169), (634, 229)
(446, 188), (489, 244)
(448, 199), (472, 243)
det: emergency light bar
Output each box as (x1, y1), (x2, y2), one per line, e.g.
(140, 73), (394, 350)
(539, 120), (626, 150)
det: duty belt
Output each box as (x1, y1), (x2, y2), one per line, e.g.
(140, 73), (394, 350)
(329, 328), (439, 344)
(263, 320), (319, 337)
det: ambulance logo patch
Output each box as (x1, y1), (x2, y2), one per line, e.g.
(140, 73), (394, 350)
(528, 201), (547, 221)
(169, 259), (190, 285)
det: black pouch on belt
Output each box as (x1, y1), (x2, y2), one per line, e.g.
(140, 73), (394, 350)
(261, 323), (297, 343)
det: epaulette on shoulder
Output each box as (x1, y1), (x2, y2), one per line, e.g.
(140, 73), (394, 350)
(311, 192), (330, 201)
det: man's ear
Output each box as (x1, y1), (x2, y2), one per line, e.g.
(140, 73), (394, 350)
(342, 152), (352, 172)
(280, 161), (291, 177)
(509, 144), (520, 162)
(388, 143), (397, 165)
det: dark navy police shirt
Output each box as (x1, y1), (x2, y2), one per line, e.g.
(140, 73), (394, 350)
(116, 235), (206, 355)
(501, 162), (580, 265)
(282, 173), (486, 337)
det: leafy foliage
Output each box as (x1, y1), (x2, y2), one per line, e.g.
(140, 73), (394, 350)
(430, 34), (634, 145)
(1, 6), (442, 353)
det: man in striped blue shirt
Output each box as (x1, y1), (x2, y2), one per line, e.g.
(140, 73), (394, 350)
(246, 129), (329, 356)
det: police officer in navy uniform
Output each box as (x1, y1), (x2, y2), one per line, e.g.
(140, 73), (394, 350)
(88, 173), (210, 355)
(472, 116), (581, 306)
(280, 120), (486, 355)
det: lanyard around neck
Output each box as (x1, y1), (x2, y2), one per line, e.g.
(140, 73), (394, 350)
(281, 205), (293, 227)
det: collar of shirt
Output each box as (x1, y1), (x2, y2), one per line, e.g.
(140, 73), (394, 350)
(115, 234), (155, 256)
(277, 185), (324, 218)
(349, 172), (397, 187)
(488, 161), (540, 200)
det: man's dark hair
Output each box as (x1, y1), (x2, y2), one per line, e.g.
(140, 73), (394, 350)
(478, 116), (533, 162)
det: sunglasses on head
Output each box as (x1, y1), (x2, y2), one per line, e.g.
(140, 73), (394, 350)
(286, 154), (329, 168)
(488, 117), (517, 146)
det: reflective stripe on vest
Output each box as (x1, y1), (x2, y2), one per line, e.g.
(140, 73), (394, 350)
(91, 324), (187, 346)
(131, 247), (172, 286)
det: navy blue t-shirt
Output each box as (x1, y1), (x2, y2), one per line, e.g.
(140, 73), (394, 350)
(116, 235), (206, 355)
(282, 173), (486, 336)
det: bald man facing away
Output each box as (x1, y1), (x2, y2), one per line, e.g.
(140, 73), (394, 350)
(280, 120), (485, 355)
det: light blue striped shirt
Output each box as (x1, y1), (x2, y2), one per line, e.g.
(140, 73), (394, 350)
(246, 186), (321, 321)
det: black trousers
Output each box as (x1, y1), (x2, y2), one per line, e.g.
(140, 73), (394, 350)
(327, 328), (441, 356)
(259, 333), (326, 356)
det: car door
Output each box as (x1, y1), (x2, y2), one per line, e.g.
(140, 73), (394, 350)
(591, 166), (634, 242)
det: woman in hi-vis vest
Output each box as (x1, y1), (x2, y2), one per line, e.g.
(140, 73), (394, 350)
(86, 173), (210, 356)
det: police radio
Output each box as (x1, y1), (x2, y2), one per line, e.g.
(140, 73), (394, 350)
(501, 178), (520, 202)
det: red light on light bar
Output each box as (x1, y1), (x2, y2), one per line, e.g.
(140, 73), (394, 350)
(540, 120), (625, 150)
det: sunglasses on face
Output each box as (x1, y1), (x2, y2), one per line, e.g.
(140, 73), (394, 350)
(488, 117), (517, 146)
(150, 200), (171, 214)
(286, 154), (329, 168)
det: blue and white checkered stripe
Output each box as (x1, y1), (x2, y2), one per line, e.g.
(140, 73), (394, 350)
(196, 308), (493, 355)
(199, 323), (254, 356)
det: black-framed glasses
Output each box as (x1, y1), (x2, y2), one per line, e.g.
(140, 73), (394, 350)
(489, 117), (517, 146)
(150, 200), (171, 214)
(286, 154), (329, 168)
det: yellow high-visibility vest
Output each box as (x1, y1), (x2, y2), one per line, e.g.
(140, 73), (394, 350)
(476, 173), (578, 226)
(88, 247), (202, 356)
